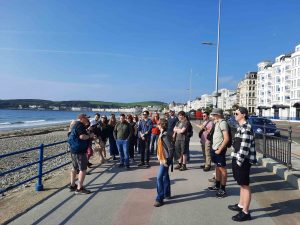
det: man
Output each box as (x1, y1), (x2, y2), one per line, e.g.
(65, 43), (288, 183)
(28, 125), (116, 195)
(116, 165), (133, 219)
(137, 110), (153, 167)
(150, 112), (160, 155)
(229, 107), (256, 222)
(199, 111), (213, 171)
(208, 108), (230, 198)
(167, 110), (179, 137)
(173, 111), (189, 171)
(68, 113), (93, 194)
(114, 114), (132, 169)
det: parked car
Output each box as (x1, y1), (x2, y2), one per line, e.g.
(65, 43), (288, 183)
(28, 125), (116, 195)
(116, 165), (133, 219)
(248, 116), (280, 136)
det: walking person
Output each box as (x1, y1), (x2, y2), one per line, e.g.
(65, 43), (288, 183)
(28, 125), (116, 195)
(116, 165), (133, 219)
(173, 111), (189, 171)
(114, 114), (132, 169)
(208, 108), (230, 198)
(137, 110), (153, 167)
(199, 111), (213, 171)
(229, 107), (257, 221)
(154, 118), (174, 207)
(68, 113), (93, 194)
(150, 112), (160, 155)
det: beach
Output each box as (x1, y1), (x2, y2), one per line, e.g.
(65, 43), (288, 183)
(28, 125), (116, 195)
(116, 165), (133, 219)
(0, 124), (71, 193)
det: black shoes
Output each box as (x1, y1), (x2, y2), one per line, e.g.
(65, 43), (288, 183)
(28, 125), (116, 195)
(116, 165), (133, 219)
(179, 165), (187, 171)
(208, 185), (219, 191)
(118, 163), (124, 168)
(137, 162), (145, 167)
(174, 164), (182, 170)
(228, 204), (243, 212)
(216, 189), (227, 198)
(87, 162), (93, 168)
(126, 165), (130, 170)
(75, 187), (91, 195)
(232, 211), (251, 221)
(203, 166), (211, 172)
(69, 184), (78, 192)
(200, 165), (205, 169)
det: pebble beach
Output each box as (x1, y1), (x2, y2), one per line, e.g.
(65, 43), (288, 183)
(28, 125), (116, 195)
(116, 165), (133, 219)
(0, 124), (71, 194)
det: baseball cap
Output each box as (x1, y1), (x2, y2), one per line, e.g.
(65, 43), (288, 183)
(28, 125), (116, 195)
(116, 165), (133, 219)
(77, 113), (90, 120)
(210, 108), (224, 116)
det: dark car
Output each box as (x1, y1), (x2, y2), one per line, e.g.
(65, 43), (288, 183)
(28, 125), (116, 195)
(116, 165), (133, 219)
(248, 116), (280, 137)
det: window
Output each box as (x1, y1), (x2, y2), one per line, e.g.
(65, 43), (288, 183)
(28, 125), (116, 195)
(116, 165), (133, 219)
(276, 85), (280, 92)
(298, 90), (300, 98)
(297, 79), (300, 87)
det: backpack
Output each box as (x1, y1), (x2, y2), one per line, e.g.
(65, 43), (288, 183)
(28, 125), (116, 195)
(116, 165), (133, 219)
(186, 121), (193, 138)
(67, 122), (89, 154)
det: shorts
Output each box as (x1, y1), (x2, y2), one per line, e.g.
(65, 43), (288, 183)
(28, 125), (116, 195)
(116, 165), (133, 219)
(232, 158), (251, 186)
(175, 139), (188, 157)
(71, 153), (88, 172)
(211, 149), (227, 167)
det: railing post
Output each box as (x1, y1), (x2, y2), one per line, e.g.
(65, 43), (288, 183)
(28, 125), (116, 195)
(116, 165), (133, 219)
(287, 126), (292, 170)
(35, 144), (44, 191)
(263, 122), (266, 158)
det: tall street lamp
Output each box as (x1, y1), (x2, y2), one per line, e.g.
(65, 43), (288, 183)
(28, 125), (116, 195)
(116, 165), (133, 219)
(202, 0), (222, 108)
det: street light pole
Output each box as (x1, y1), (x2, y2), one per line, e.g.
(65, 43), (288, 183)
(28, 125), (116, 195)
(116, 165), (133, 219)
(189, 68), (192, 111)
(215, 0), (221, 108)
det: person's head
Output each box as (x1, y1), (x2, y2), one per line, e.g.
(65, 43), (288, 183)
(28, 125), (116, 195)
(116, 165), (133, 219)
(234, 107), (249, 124)
(177, 111), (186, 121)
(78, 113), (90, 127)
(133, 115), (139, 122)
(210, 108), (224, 121)
(164, 112), (169, 119)
(101, 115), (108, 124)
(120, 114), (126, 122)
(94, 113), (100, 121)
(142, 110), (149, 119)
(158, 118), (168, 131)
(169, 109), (175, 116)
(110, 114), (116, 119)
(153, 112), (159, 120)
(127, 114), (133, 123)
(203, 111), (210, 120)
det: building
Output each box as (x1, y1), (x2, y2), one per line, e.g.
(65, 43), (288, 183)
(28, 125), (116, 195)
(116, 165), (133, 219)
(290, 44), (300, 119)
(217, 89), (237, 111)
(237, 72), (257, 114)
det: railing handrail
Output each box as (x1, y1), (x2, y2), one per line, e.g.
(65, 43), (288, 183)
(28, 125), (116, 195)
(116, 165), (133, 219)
(0, 140), (70, 195)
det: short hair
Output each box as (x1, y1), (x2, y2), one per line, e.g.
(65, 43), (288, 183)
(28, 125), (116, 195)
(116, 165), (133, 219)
(178, 111), (186, 117)
(143, 110), (149, 115)
(203, 111), (210, 116)
(120, 114), (126, 117)
(159, 118), (168, 130)
(95, 113), (100, 117)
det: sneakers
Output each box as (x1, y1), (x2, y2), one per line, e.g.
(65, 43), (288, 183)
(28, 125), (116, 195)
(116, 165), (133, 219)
(203, 166), (211, 172)
(208, 185), (219, 191)
(69, 184), (77, 192)
(153, 201), (163, 207)
(232, 211), (251, 222)
(228, 204), (243, 212)
(179, 165), (187, 171)
(75, 187), (91, 195)
(174, 164), (182, 170)
(216, 189), (227, 198)
(137, 162), (145, 167)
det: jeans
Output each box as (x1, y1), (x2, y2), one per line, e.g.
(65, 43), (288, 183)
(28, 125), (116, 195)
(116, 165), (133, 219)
(139, 137), (150, 163)
(116, 140), (129, 166)
(156, 164), (171, 202)
(150, 134), (159, 155)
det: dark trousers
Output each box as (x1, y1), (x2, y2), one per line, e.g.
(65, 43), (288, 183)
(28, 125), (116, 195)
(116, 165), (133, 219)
(128, 138), (135, 159)
(139, 137), (150, 163)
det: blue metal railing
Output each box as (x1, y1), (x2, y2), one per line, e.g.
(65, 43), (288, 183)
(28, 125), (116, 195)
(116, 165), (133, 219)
(0, 140), (70, 195)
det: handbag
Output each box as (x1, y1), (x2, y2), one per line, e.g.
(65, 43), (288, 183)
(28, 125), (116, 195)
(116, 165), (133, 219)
(198, 121), (210, 138)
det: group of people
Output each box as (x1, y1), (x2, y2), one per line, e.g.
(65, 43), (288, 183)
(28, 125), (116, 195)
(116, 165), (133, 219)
(67, 106), (257, 222)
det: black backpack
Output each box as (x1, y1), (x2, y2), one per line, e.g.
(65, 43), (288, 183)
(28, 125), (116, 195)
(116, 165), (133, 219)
(186, 121), (193, 138)
(206, 120), (232, 148)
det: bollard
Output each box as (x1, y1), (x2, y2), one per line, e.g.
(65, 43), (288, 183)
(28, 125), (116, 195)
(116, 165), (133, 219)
(287, 126), (292, 170)
(263, 122), (266, 158)
(35, 144), (44, 191)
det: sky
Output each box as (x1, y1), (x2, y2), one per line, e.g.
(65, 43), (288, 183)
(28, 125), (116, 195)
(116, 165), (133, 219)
(0, 0), (299, 103)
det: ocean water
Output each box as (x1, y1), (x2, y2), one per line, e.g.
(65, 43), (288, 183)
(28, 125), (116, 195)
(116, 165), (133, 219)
(0, 109), (116, 131)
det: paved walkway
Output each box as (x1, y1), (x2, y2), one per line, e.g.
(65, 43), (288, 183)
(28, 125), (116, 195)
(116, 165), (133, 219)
(7, 128), (300, 225)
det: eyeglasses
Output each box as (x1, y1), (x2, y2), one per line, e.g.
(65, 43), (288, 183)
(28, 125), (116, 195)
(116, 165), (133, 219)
(234, 113), (240, 116)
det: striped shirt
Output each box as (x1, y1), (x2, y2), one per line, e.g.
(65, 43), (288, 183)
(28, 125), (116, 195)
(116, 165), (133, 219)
(231, 122), (257, 166)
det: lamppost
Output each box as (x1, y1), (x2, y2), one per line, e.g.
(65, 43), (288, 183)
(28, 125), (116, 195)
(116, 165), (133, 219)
(202, 0), (222, 108)
(188, 69), (199, 111)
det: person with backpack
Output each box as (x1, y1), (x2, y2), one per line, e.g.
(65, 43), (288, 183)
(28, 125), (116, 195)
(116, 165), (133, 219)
(208, 108), (230, 198)
(173, 111), (189, 171)
(154, 118), (174, 207)
(229, 107), (257, 222)
(68, 113), (94, 195)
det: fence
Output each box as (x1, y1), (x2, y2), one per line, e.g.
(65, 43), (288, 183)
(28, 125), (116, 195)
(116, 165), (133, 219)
(0, 141), (70, 195)
(230, 124), (292, 170)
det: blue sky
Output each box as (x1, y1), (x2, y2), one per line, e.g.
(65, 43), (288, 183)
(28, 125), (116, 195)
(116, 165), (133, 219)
(0, 0), (299, 103)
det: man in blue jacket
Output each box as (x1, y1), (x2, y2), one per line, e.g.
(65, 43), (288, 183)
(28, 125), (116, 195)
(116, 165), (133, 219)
(137, 110), (153, 167)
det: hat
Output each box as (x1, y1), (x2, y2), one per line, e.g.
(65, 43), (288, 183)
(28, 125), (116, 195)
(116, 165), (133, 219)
(238, 107), (249, 119)
(210, 108), (223, 116)
(77, 113), (90, 120)
(90, 120), (97, 126)
(169, 109), (175, 112)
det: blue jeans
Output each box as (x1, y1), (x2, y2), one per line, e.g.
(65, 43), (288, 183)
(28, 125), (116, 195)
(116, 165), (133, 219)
(156, 164), (171, 202)
(150, 134), (159, 155)
(116, 140), (129, 166)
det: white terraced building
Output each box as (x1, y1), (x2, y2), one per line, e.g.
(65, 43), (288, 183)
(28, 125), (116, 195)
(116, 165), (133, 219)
(216, 89), (237, 112)
(256, 44), (300, 120)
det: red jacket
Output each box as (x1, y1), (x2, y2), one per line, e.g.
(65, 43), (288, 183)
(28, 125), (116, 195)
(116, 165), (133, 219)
(151, 118), (160, 135)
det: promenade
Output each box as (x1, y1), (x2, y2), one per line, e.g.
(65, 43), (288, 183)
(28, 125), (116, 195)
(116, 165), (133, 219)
(5, 125), (300, 225)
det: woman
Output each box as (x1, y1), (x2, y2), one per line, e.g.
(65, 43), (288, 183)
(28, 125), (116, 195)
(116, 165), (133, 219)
(154, 118), (174, 207)
(108, 114), (119, 160)
(126, 114), (136, 162)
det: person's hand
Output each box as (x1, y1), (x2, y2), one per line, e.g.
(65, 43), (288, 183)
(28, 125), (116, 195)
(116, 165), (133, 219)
(163, 163), (168, 167)
(215, 149), (222, 155)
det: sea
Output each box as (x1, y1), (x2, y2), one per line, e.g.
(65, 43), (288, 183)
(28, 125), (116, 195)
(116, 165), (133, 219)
(0, 109), (117, 131)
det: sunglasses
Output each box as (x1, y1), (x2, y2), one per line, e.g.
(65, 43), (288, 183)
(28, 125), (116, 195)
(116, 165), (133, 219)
(234, 113), (240, 116)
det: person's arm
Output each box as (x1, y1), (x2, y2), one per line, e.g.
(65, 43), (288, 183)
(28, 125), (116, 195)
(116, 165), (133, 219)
(113, 123), (118, 140)
(145, 120), (153, 135)
(127, 123), (133, 141)
(215, 122), (230, 154)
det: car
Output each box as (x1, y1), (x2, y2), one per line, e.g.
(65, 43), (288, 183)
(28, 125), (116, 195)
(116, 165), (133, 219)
(248, 116), (280, 137)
